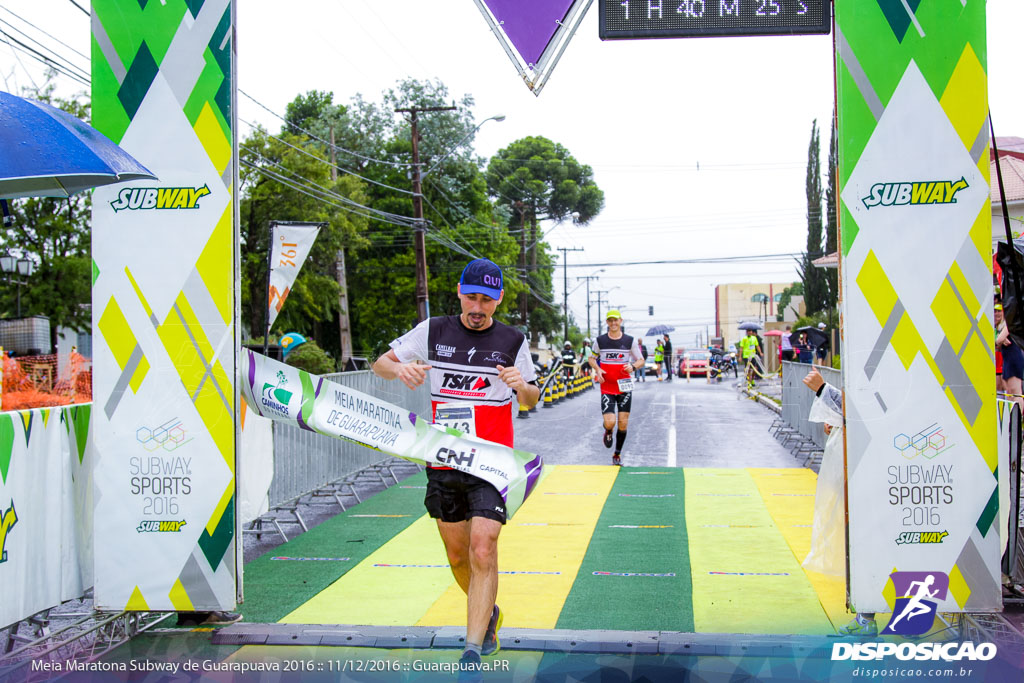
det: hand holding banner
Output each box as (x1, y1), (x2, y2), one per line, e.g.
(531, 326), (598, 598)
(241, 350), (544, 518)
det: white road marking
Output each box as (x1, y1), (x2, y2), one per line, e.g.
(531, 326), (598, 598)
(667, 393), (677, 467)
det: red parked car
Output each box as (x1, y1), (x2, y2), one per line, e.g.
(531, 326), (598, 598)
(678, 351), (711, 377)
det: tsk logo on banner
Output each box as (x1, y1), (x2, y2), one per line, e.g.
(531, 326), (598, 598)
(108, 185), (211, 212)
(883, 571), (949, 636)
(0, 501), (17, 563)
(861, 177), (968, 210)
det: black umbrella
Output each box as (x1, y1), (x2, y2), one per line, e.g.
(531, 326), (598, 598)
(646, 324), (675, 336)
(790, 326), (828, 348)
(737, 321), (762, 331)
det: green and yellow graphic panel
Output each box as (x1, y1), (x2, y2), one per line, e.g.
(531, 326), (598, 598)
(836, 0), (998, 611)
(91, 0), (237, 611)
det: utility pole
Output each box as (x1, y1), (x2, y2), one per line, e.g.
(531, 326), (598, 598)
(594, 290), (610, 336)
(557, 246), (583, 342)
(516, 202), (528, 326)
(396, 105), (456, 323)
(329, 125), (353, 364)
(575, 273), (602, 338)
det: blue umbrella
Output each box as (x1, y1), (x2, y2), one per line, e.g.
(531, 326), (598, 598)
(279, 332), (308, 360)
(646, 324), (675, 336)
(0, 91), (156, 199)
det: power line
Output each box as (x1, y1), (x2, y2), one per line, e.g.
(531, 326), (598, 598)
(0, 27), (88, 87)
(239, 89), (410, 168)
(65, 0), (89, 16)
(240, 117), (415, 196)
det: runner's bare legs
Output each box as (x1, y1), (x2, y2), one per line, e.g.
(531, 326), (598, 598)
(436, 518), (502, 647)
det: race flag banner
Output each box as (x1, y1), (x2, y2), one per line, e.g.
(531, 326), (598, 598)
(836, 3), (999, 611)
(91, 0), (237, 611)
(242, 350), (544, 518)
(267, 222), (320, 331)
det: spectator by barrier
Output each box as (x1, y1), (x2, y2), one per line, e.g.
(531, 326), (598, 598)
(780, 361), (841, 448)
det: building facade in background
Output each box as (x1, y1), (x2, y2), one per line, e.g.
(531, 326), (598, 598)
(714, 282), (799, 339)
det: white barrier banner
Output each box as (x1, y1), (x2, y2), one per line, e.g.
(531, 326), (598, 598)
(242, 350), (544, 518)
(0, 405), (92, 629)
(268, 222), (320, 330)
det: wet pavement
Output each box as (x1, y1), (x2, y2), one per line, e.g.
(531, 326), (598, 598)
(514, 374), (800, 469)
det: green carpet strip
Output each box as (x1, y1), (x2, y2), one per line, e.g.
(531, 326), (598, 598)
(555, 468), (693, 631)
(239, 473), (427, 624)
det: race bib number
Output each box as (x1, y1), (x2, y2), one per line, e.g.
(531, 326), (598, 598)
(434, 402), (476, 437)
(617, 378), (635, 393)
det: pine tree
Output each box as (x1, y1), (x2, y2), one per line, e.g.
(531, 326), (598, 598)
(801, 119), (826, 314)
(824, 114), (839, 310)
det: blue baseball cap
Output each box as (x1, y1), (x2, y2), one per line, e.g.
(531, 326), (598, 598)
(459, 258), (503, 299)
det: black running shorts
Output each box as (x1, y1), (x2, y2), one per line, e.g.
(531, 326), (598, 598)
(424, 467), (507, 524)
(600, 392), (632, 415)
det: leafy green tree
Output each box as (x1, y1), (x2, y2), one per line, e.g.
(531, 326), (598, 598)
(775, 282), (805, 322)
(801, 119), (827, 314)
(0, 83), (91, 351)
(485, 136), (604, 338)
(239, 121), (369, 360)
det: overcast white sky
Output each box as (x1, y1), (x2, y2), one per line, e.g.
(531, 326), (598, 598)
(2, 1), (1022, 346)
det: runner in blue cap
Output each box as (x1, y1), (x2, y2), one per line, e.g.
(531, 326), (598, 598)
(373, 258), (540, 670)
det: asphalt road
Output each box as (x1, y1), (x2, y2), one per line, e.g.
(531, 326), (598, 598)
(513, 373), (801, 469)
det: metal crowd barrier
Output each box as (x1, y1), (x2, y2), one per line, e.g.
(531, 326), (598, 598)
(779, 361), (841, 449)
(245, 370), (430, 542)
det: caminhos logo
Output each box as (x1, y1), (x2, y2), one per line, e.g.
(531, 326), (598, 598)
(109, 185), (211, 212)
(0, 501), (17, 564)
(861, 177), (968, 210)
(261, 370), (292, 416)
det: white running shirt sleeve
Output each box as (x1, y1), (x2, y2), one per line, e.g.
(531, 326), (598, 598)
(389, 319), (430, 364)
(630, 338), (643, 363)
(513, 337), (538, 383)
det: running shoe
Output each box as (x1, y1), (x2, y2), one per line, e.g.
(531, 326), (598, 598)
(481, 605), (503, 656)
(612, 454), (622, 466)
(603, 430), (613, 448)
(837, 616), (877, 637)
(457, 650), (483, 683)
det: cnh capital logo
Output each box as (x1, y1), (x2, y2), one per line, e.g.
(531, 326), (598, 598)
(110, 185), (211, 212)
(861, 177), (968, 210)
(0, 500), (17, 564)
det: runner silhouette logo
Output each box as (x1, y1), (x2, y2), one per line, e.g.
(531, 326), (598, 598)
(883, 571), (949, 636)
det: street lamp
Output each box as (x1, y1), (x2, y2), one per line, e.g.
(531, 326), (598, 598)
(1, 251), (35, 317)
(422, 114), (506, 179)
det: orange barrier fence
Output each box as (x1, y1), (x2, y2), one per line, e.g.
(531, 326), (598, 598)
(1, 352), (92, 411)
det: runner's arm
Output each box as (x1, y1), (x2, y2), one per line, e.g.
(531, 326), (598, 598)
(373, 349), (432, 390)
(628, 337), (644, 371)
